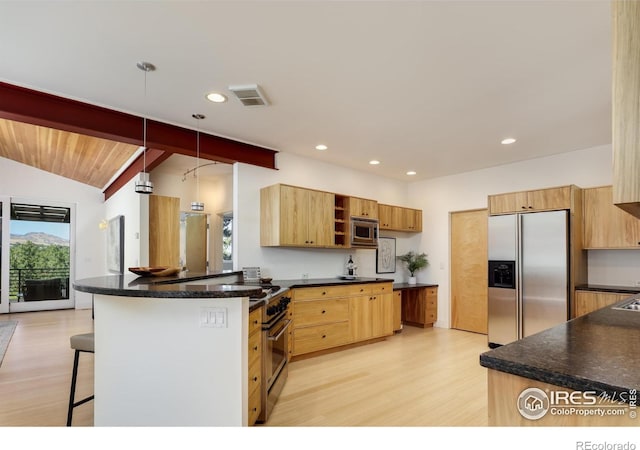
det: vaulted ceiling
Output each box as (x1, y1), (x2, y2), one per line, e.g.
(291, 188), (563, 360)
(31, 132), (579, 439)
(0, 1), (612, 187)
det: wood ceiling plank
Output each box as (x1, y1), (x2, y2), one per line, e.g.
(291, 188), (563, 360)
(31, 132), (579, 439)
(0, 118), (138, 188)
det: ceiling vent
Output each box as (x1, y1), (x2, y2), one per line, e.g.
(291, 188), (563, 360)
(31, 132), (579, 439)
(228, 84), (269, 107)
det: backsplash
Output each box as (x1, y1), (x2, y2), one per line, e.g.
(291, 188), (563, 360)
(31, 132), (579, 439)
(587, 249), (640, 287)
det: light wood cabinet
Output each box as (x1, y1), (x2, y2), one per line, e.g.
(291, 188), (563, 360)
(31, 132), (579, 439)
(350, 283), (393, 341)
(148, 195), (180, 267)
(583, 185), (640, 249)
(612, 1), (640, 218)
(291, 282), (394, 358)
(401, 286), (438, 327)
(349, 196), (378, 219)
(378, 204), (423, 232)
(393, 290), (402, 332)
(260, 184), (335, 248)
(574, 290), (632, 318)
(488, 186), (572, 215)
(248, 306), (263, 426)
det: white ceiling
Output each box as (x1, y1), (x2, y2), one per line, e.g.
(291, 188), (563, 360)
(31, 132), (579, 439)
(0, 1), (612, 182)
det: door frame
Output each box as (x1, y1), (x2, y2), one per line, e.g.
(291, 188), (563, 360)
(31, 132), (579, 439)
(6, 197), (76, 313)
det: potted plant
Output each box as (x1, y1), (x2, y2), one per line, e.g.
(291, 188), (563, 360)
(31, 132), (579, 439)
(397, 251), (429, 284)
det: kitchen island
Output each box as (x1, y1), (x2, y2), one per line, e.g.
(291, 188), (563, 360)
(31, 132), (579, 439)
(74, 270), (265, 426)
(480, 295), (640, 426)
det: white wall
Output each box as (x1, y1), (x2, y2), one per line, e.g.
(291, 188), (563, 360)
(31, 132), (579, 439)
(235, 152), (418, 281)
(408, 144), (619, 328)
(149, 169), (233, 271)
(0, 157), (106, 309)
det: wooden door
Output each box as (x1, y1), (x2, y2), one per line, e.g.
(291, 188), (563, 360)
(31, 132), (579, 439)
(280, 185), (309, 246)
(378, 204), (393, 229)
(450, 209), (488, 334)
(149, 195), (180, 267)
(371, 292), (393, 337)
(307, 190), (334, 246)
(583, 186), (640, 248)
(527, 186), (571, 212)
(185, 213), (207, 272)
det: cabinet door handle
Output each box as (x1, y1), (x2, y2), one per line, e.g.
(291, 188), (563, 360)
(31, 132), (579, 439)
(322, 334), (327, 339)
(253, 376), (258, 382)
(253, 345), (259, 351)
(321, 310), (326, 314)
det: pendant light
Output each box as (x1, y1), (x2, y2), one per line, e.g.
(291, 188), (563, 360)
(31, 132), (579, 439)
(135, 61), (156, 194)
(191, 113), (205, 211)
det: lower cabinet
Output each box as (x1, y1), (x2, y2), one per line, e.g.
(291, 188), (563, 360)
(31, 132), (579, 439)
(393, 290), (402, 332)
(291, 282), (394, 358)
(248, 306), (263, 426)
(401, 286), (438, 327)
(574, 290), (632, 318)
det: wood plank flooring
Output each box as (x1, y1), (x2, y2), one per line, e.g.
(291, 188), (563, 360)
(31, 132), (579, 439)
(0, 309), (489, 427)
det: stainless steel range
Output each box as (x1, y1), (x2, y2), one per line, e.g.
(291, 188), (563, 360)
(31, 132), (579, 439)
(250, 285), (291, 423)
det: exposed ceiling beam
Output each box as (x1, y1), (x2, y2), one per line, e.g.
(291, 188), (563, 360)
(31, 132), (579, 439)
(0, 81), (278, 197)
(103, 148), (170, 201)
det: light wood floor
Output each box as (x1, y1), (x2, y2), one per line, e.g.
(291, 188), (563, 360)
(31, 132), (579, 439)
(0, 309), (489, 427)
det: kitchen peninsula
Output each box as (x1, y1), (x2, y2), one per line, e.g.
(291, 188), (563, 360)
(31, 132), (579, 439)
(74, 270), (264, 426)
(480, 295), (640, 426)
(73, 271), (404, 426)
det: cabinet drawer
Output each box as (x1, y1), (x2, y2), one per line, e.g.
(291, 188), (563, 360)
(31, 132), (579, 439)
(249, 307), (262, 335)
(294, 298), (350, 326)
(249, 361), (261, 396)
(425, 287), (438, 297)
(426, 296), (437, 311)
(293, 285), (353, 300)
(248, 383), (261, 426)
(293, 321), (352, 355)
(248, 328), (262, 367)
(370, 282), (393, 294)
(425, 310), (437, 324)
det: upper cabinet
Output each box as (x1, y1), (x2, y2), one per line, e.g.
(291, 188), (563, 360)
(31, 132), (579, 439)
(349, 196), (378, 219)
(261, 184), (335, 248)
(583, 185), (640, 249)
(613, 2), (640, 218)
(261, 183), (424, 248)
(488, 186), (573, 215)
(378, 204), (422, 232)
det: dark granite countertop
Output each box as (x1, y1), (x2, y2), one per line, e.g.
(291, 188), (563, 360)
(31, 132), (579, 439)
(73, 271), (264, 299)
(271, 277), (395, 289)
(575, 284), (640, 294)
(480, 294), (640, 402)
(393, 283), (438, 290)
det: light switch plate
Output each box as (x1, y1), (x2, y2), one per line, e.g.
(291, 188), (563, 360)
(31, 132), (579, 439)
(200, 307), (227, 328)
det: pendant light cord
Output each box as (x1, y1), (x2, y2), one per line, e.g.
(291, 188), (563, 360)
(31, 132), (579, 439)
(142, 69), (148, 173)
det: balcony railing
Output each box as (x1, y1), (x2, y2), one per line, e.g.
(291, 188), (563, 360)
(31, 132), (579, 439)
(9, 268), (70, 301)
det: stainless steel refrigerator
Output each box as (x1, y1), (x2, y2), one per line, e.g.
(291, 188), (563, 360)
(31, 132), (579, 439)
(488, 210), (569, 348)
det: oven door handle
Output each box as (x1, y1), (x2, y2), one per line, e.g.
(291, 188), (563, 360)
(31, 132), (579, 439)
(267, 319), (292, 341)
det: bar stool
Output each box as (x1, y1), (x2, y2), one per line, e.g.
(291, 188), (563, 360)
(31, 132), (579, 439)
(66, 332), (94, 426)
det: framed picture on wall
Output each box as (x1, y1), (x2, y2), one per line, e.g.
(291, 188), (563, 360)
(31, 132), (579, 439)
(107, 215), (124, 274)
(376, 237), (396, 273)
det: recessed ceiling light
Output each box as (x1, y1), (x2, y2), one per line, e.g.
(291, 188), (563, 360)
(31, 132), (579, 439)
(369, 160), (380, 165)
(406, 171), (417, 176)
(315, 144), (328, 151)
(206, 92), (227, 103)
(501, 138), (517, 145)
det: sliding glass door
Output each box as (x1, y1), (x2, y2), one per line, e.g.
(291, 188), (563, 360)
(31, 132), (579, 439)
(7, 198), (75, 312)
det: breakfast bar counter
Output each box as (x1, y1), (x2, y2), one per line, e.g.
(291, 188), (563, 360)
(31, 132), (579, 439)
(73, 270), (264, 426)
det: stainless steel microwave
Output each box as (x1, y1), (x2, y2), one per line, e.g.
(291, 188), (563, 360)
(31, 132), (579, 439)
(350, 217), (379, 248)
